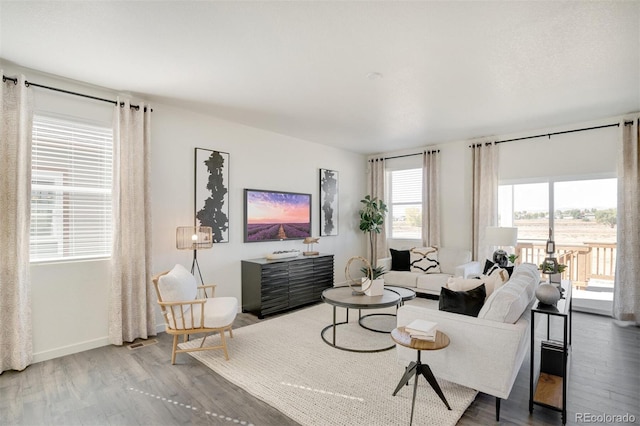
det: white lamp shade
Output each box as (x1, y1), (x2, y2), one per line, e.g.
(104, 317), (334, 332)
(176, 226), (213, 250)
(485, 226), (518, 247)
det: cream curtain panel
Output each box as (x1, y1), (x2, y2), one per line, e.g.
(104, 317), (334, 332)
(613, 118), (639, 324)
(0, 74), (33, 373)
(367, 158), (387, 265)
(109, 100), (156, 345)
(471, 141), (498, 262)
(422, 150), (441, 247)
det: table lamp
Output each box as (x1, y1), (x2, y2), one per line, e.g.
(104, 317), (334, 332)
(485, 226), (518, 267)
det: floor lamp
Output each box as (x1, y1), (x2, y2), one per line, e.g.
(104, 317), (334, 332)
(176, 226), (213, 284)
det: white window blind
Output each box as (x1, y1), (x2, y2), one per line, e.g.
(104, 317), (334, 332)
(31, 114), (113, 262)
(389, 168), (422, 239)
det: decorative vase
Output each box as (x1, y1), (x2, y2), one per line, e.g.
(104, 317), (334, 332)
(535, 283), (561, 305)
(362, 277), (384, 296)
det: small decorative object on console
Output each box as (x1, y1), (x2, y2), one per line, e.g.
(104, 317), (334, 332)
(265, 250), (300, 260)
(535, 283), (561, 305)
(303, 237), (320, 256)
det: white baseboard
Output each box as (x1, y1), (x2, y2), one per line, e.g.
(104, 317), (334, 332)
(33, 336), (110, 363)
(33, 325), (168, 363)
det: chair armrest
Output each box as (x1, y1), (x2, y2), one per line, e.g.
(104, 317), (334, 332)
(454, 260), (481, 278)
(158, 299), (206, 330)
(198, 284), (217, 298)
(377, 257), (392, 271)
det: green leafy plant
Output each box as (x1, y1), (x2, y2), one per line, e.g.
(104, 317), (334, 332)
(508, 254), (519, 264)
(359, 195), (388, 278)
(360, 265), (386, 280)
(539, 262), (567, 274)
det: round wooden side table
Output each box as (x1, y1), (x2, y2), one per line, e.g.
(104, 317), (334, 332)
(391, 327), (452, 425)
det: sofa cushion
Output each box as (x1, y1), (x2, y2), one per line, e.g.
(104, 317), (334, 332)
(383, 270), (419, 288)
(390, 248), (411, 271)
(416, 273), (451, 293)
(478, 263), (539, 323)
(439, 284), (486, 317)
(410, 247), (441, 273)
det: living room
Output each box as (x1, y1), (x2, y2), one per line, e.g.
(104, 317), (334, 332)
(1, 1), (639, 425)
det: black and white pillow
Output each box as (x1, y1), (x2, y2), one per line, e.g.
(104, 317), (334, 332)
(410, 247), (441, 274)
(483, 259), (514, 278)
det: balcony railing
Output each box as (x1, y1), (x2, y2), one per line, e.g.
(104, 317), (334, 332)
(515, 241), (616, 289)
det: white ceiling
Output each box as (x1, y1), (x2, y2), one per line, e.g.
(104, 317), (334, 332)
(1, 1), (639, 154)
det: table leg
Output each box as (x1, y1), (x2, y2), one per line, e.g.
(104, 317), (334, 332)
(332, 305), (336, 346)
(529, 310), (534, 413)
(410, 365), (420, 426)
(419, 363), (452, 410)
(392, 362), (417, 396)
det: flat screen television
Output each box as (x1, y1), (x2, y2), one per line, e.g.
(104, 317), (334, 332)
(244, 189), (312, 242)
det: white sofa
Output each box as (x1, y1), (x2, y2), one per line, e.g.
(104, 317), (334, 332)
(395, 262), (540, 421)
(378, 247), (481, 296)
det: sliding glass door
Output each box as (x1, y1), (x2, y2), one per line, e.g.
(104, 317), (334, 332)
(499, 177), (617, 315)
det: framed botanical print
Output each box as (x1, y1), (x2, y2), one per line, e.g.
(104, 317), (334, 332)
(195, 148), (230, 243)
(319, 168), (338, 236)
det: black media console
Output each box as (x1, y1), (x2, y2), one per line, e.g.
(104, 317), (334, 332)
(241, 254), (334, 318)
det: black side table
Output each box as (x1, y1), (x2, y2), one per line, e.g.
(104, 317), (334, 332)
(529, 280), (572, 424)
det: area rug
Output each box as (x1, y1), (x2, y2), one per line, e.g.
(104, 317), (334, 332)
(181, 299), (477, 426)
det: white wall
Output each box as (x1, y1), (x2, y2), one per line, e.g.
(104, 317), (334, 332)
(150, 102), (367, 303)
(2, 63), (366, 363)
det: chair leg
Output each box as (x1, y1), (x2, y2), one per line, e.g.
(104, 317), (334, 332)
(171, 335), (179, 365)
(496, 397), (501, 421)
(220, 329), (229, 360)
(228, 326), (233, 338)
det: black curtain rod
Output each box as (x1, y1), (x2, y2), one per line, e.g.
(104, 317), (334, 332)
(495, 122), (624, 145)
(3, 75), (152, 112)
(372, 149), (440, 161)
(469, 120), (636, 147)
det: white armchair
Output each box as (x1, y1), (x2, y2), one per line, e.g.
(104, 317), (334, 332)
(153, 264), (238, 364)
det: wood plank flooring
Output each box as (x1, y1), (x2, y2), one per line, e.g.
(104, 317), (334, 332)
(1, 308), (638, 425)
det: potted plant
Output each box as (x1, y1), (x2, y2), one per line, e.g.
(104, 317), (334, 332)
(358, 195), (388, 281)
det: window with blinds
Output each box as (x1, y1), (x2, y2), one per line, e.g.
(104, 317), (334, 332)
(31, 114), (113, 262)
(389, 168), (422, 239)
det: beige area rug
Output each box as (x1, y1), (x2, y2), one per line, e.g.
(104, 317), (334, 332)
(181, 298), (477, 426)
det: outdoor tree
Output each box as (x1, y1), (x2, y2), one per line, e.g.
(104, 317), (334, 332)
(595, 209), (617, 228)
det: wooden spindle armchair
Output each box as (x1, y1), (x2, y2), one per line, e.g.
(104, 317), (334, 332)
(152, 264), (238, 364)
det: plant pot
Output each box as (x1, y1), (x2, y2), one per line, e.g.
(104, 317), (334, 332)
(362, 277), (384, 296)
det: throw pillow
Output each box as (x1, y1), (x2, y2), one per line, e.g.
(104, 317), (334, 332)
(446, 277), (484, 292)
(447, 268), (507, 298)
(157, 264), (198, 319)
(410, 247), (441, 274)
(438, 284), (486, 317)
(390, 248), (411, 271)
(483, 259), (514, 277)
